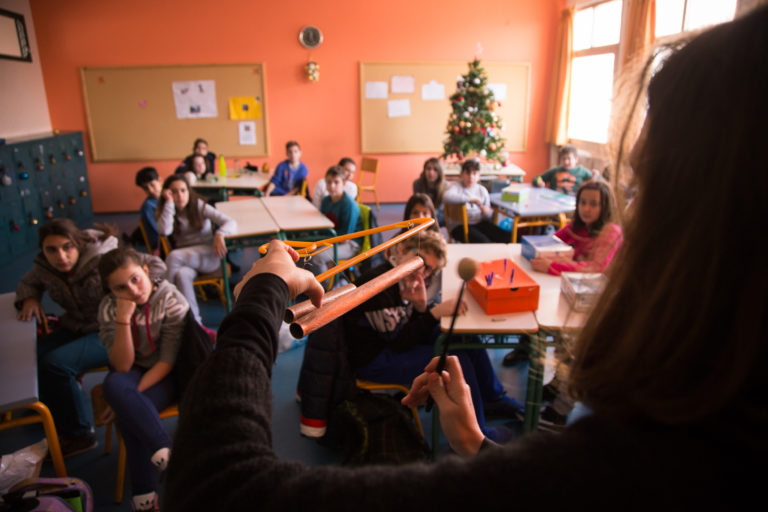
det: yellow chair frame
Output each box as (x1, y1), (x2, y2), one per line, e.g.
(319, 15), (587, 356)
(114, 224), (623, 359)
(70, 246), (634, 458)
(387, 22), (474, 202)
(443, 203), (469, 243)
(356, 157), (380, 211)
(159, 235), (231, 307)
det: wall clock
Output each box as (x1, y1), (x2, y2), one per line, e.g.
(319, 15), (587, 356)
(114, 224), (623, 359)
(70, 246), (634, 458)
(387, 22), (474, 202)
(299, 26), (323, 49)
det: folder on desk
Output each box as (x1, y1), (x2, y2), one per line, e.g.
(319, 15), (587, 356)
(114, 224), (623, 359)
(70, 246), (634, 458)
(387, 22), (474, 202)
(467, 259), (540, 315)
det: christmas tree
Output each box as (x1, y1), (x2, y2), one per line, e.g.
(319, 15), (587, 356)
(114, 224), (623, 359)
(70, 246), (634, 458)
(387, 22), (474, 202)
(442, 59), (507, 166)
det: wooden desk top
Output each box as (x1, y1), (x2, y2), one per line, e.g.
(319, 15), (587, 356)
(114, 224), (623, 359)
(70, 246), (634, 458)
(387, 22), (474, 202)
(193, 172), (269, 190)
(215, 198), (279, 238)
(490, 189), (575, 217)
(261, 196), (334, 232)
(0, 292), (38, 410)
(441, 244), (538, 333)
(441, 244), (587, 333)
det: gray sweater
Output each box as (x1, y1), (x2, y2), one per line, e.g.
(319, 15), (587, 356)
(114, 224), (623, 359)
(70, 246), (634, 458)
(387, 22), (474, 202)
(156, 198), (236, 248)
(15, 231), (166, 334)
(98, 279), (189, 369)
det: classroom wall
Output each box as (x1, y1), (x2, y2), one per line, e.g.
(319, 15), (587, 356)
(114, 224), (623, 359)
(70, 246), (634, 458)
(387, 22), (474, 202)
(0, 0), (51, 139)
(29, 0), (564, 213)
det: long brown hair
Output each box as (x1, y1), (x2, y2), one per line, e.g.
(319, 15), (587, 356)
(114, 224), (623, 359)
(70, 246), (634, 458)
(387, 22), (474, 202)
(38, 218), (116, 251)
(572, 181), (615, 236)
(569, 7), (768, 425)
(403, 194), (439, 233)
(414, 158), (445, 206)
(156, 174), (205, 232)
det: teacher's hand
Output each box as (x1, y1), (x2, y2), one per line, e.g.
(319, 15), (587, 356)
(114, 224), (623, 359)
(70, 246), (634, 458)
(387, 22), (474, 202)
(234, 240), (324, 309)
(402, 355), (485, 456)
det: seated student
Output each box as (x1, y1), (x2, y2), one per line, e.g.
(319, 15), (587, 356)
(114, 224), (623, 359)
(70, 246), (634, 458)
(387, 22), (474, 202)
(345, 230), (523, 442)
(531, 180), (623, 276)
(128, 166), (161, 251)
(155, 175), (236, 338)
(265, 141), (308, 196)
(177, 153), (213, 185)
(533, 145), (592, 195)
(15, 219), (165, 457)
(179, 138), (216, 176)
(165, 8), (768, 507)
(97, 247), (189, 512)
(412, 157), (446, 218)
(320, 165), (363, 261)
(401, 193), (443, 302)
(443, 159), (509, 243)
(312, 157), (358, 208)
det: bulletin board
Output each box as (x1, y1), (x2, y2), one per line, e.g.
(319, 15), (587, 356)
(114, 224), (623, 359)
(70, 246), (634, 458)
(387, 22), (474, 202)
(81, 64), (269, 162)
(360, 61), (529, 154)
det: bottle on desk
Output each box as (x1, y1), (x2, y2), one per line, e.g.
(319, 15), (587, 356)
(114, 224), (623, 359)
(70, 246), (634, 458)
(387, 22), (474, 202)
(219, 155), (227, 178)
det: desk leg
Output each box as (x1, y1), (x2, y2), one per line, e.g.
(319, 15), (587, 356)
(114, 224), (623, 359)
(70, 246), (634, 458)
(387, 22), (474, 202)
(522, 333), (543, 434)
(30, 401), (67, 477)
(492, 206), (499, 225)
(222, 256), (232, 312)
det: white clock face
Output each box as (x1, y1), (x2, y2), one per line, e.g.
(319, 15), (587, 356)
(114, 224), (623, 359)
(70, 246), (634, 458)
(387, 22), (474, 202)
(299, 26), (323, 49)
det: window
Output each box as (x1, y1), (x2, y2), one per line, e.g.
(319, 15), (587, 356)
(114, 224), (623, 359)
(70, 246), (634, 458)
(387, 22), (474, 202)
(655, 0), (737, 38)
(567, 0), (623, 144)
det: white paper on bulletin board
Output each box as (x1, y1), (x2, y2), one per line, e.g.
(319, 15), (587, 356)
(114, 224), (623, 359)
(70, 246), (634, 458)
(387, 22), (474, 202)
(387, 99), (410, 118)
(365, 81), (388, 99)
(391, 75), (415, 94)
(421, 80), (445, 100)
(239, 121), (256, 145)
(172, 80), (218, 119)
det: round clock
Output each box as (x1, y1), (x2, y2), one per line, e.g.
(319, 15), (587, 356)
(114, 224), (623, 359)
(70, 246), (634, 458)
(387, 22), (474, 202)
(299, 26), (323, 49)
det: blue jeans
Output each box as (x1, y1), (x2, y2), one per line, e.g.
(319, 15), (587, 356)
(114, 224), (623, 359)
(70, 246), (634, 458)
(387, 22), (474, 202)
(37, 329), (109, 438)
(102, 367), (177, 495)
(356, 337), (506, 433)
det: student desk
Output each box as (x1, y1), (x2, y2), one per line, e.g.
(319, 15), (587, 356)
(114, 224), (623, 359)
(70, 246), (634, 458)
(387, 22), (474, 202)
(193, 172), (270, 202)
(215, 199), (280, 310)
(489, 189), (576, 243)
(435, 244), (586, 451)
(444, 163), (526, 183)
(214, 197), (335, 310)
(0, 292), (67, 477)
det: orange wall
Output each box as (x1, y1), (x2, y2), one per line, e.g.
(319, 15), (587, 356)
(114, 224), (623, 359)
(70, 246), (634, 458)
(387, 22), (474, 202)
(30, 0), (562, 213)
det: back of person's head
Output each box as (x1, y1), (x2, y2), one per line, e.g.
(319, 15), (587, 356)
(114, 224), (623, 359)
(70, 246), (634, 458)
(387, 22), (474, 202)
(399, 229), (447, 270)
(38, 218), (90, 251)
(98, 247), (144, 292)
(558, 144), (578, 160)
(135, 166), (159, 187)
(325, 166), (344, 180)
(570, 7), (768, 426)
(338, 157), (355, 168)
(286, 140), (300, 152)
(461, 159), (480, 174)
(572, 180), (615, 235)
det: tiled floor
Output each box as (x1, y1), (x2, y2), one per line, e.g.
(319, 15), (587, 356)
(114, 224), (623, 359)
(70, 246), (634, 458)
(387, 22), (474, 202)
(0, 202), (540, 511)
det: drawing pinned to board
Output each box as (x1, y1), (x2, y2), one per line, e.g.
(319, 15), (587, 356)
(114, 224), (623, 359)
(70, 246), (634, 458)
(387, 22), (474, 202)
(365, 81), (388, 99)
(421, 80), (445, 101)
(138, 99), (148, 109)
(239, 121), (257, 145)
(172, 80), (217, 119)
(387, 99), (410, 118)
(391, 75), (414, 94)
(229, 96), (262, 120)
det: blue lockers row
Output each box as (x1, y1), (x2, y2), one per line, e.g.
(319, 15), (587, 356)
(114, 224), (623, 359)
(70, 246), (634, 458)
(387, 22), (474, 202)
(0, 132), (93, 265)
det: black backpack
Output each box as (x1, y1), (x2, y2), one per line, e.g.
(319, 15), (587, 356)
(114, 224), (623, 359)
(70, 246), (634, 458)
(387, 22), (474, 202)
(175, 310), (214, 398)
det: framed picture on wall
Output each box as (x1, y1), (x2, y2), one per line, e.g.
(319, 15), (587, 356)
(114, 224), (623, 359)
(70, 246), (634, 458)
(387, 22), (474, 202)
(0, 8), (31, 62)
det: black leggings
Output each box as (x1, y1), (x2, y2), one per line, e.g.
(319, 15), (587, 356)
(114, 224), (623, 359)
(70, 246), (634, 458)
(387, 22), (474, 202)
(451, 220), (509, 243)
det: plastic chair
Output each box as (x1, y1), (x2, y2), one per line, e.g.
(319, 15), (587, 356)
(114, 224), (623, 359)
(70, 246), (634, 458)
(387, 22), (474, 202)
(356, 157), (380, 211)
(137, 219), (158, 255)
(355, 380), (424, 438)
(443, 203), (469, 243)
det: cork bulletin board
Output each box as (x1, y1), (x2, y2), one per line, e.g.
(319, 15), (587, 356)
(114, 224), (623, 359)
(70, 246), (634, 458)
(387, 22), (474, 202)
(360, 61), (529, 154)
(81, 63), (269, 161)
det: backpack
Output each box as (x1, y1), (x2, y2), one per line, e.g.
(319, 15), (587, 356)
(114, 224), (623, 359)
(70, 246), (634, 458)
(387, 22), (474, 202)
(328, 390), (431, 466)
(175, 310), (214, 398)
(1, 477), (93, 512)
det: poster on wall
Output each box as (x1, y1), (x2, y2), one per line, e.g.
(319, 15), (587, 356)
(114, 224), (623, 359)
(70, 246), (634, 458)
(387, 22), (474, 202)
(172, 80), (218, 119)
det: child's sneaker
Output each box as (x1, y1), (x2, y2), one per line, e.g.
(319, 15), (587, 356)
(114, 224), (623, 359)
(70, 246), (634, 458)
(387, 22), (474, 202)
(132, 491), (159, 511)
